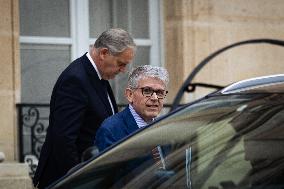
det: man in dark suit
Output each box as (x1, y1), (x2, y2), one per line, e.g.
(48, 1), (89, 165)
(33, 28), (136, 189)
(95, 65), (169, 152)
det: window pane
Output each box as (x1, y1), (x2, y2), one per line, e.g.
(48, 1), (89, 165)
(114, 0), (149, 38)
(132, 46), (150, 67)
(130, 0), (149, 38)
(20, 0), (70, 37)
(89, 0), (149, 38)
(21, 44), (71, 103)
(114, 0), (129, 31)
(89, 0), (112, 37)
(112, 46), (150, 104)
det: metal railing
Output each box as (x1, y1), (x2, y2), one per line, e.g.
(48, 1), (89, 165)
(16, 103), (172, 177)
(17, 103), (49, 177)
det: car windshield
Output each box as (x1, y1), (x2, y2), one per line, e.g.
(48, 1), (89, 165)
(52, 93), (284, 189)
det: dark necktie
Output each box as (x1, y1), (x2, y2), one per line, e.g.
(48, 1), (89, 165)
(101, 79), (109, 95)
(101, 79), (108, 93)
(101, 79), (113, 114)
(101, 79), (118, 114)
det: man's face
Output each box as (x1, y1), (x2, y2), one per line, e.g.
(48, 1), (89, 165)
(126, 77), (167, 122)
(99, 47), (134, 80)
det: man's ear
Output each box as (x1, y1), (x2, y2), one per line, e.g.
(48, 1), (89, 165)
(125, 88), (133, 103)
(99, 48), (109, 59)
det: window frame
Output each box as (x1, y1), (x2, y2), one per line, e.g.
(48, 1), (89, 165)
(20, 0), (163, 65)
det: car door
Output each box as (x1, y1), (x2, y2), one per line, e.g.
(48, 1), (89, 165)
(50, 93), (284, 189)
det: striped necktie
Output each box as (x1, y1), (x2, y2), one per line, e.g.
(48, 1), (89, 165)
(151, 145), (166, 170)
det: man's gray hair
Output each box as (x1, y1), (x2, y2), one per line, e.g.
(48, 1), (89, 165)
(94, 28), (136, 55)
(127, 65), (169, 89)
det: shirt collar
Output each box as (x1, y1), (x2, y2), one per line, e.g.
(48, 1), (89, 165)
(87, 52), (102, 80)
(129, 104), (154, 128)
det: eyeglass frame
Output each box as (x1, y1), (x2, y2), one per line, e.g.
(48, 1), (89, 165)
(132, 87), (168, 99)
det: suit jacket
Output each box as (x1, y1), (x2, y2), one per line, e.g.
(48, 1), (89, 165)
(95, 106), (172, 188)
(95, 106), (148, 187)
(33, 53), (118, 189)
(95, 105), (139, 152)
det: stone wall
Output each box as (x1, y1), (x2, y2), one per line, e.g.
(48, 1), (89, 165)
(0, 163), (32, 189)
(164, 0), (284, 103)
(0, 0), (20, 161)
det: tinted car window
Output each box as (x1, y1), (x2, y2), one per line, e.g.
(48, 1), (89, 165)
(52, 93), (284, 189)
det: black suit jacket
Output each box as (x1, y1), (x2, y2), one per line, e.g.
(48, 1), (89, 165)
(33, 53), (118, 188)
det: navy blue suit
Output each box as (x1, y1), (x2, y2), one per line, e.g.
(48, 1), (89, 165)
(95, 106), (173, 187)
(95, 106), (153, 187)
(96, 105), (138, 151)
(33, 53), (118, 189)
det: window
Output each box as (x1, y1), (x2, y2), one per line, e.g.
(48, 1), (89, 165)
(19, 0), (162, 104)
(19, 0), (71, 103)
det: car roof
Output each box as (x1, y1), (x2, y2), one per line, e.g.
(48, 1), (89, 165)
(221, 74), (284, 94)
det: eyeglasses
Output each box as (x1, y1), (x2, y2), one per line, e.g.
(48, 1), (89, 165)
(135, 87), (168, 99)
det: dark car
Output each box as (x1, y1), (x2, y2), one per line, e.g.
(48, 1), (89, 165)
(48, 74), (284, 189)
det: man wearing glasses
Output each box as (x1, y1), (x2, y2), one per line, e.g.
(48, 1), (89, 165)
(95, 65), (169, 151)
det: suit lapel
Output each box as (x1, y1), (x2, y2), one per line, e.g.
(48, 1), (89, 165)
(122, 106), (140, 134)
(81, 54), (114, 115)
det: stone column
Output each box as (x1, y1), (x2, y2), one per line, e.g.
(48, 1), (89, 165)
(0, 0), (21, 161)
(0, 163), (32, 189)
(163, 0), (196, 103)
(0, 1), (31, 187)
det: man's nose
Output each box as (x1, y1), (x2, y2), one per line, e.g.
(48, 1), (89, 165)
(150, 92), (159, 100)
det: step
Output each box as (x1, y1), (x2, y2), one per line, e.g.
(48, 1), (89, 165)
(0, 163), (33, 189)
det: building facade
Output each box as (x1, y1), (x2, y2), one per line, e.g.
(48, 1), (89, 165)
(1, 0), (284, 165)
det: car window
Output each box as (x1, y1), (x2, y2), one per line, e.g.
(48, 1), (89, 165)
(52, 93), (284, 189)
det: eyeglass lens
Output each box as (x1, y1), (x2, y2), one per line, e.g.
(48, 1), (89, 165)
(141, 87), (167, 98)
